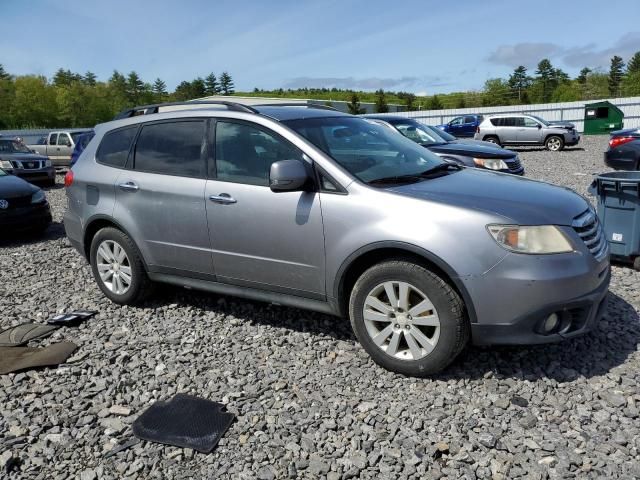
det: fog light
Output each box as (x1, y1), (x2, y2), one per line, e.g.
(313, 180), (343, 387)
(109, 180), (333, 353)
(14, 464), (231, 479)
(543, 313), (559, 333)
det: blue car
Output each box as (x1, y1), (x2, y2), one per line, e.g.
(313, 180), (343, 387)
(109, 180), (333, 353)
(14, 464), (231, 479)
(437, 114), (483, 138)
(70, 131), (95, 167)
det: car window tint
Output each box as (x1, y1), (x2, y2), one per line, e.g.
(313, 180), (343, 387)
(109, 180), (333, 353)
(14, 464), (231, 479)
(134, 121), (205, 177)
(215, 121), (304, 186)
(49, 134), (58, 146)
(464, 116), (475, 123)
(450, 117), (463, 126)
(96, 127), (137, 168)
(58, 133), (71, 146)
(524, 117), (539, 127)
(513, 117), (525, 127)
(490, 118), (501, 127)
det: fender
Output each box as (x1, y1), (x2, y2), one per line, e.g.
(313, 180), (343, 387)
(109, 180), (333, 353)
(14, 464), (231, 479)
(334, 240), (478, 324)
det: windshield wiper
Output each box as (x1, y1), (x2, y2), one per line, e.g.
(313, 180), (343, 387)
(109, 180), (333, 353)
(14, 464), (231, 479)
(368, 174), (424, 185)
(419, 163), (463, 175)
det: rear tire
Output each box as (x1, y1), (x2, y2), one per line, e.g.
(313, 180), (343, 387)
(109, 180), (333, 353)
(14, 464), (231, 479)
(89, 227), (152, 305)
(348, 260), (469, 376)
(633, 256), (640, 271)
(484, 136), (501, 146)
(545, 135), (564, 151)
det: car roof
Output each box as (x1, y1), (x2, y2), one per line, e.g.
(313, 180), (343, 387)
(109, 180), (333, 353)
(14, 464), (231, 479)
(366, 115), (419, 124)
(254, 106), (351, 121)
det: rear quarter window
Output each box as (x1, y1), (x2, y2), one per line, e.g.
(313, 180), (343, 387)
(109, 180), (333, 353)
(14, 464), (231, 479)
(96, 127), (138, 168)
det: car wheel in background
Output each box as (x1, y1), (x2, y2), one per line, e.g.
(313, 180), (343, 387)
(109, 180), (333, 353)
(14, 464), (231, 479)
(348, 260), (469, 376)
(545, 135), (564, 151)
(484, 136), (501, 146)
(89, 227), (152, 305)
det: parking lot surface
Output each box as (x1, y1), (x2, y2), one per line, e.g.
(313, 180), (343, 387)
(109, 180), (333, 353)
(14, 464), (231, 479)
(1, 135), (639, 479)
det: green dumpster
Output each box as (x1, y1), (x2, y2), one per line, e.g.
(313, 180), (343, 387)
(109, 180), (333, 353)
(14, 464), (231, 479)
(583, 101), (624, 135)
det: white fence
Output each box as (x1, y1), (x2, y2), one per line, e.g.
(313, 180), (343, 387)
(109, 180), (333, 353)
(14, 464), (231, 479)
(367, 96), (640, 133)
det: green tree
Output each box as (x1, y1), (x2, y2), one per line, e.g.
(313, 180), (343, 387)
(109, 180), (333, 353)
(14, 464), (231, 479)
(627, 51), (640, 75)
(52, 68), (81, 87)
(508, 66), (532, 102)
(83, 71), (97, 86)
(152, 78), (167, 102)
(219, 72), (234, 95)
(608, 55), (625, 96)
(455, 95), (466, 108)
(10, 76), (58, 127)
(347, 92), (365, 114)
(427, 94), (443, 110)
(126, 71), (145, 104)
(398, 92), (417, 111)
(173, 81), (196, 101)
(482, 78), (511, 106)
(0, 64), (10, 80)
(577, 67), (591, 84)
(204, 73), (220, 95)
(374, 89), (389, 113)
(191, 77), (207, 98)
(534, 58), (555, 102)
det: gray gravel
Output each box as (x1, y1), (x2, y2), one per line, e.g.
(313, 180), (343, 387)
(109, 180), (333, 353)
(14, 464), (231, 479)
(1, 135), (639, 479)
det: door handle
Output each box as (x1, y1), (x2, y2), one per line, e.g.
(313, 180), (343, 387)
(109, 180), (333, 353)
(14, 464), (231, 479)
(118, 181), (139, 192)
(209, 193), (237, 204)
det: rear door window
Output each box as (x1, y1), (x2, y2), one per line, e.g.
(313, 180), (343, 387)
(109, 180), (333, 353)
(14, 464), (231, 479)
(58, 133), (72, 146)
(133, 121), (205, 177)
(464, 116), (476, 124)
(96, 126), (138, 168)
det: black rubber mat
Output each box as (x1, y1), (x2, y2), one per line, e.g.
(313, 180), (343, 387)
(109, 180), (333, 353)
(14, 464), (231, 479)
(132, 394), (234, 453)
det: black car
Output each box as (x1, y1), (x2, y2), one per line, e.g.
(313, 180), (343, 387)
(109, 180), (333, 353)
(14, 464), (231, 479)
(0, 137), (56, 186)
(367, 116), (524, 175)
(0, 168), (52, 234)
(605, 128), (640, 170)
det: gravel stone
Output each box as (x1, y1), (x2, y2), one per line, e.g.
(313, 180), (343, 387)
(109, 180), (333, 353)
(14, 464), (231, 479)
(1, 136), (639, 479)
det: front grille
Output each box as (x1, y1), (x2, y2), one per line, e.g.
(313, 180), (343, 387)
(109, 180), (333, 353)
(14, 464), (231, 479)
(13, 159), (44, 170)
(572, 209), (607, 260)
(0, 195), (32, 210)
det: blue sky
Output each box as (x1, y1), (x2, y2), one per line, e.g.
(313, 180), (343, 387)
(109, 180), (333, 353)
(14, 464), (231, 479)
(1, 0), (639, 94)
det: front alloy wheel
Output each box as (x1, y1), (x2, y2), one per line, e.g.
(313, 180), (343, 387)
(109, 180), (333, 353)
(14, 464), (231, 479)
(363, 281), (441, 361)
(545, 136), (564, 151)
(96, 240), (132, 295)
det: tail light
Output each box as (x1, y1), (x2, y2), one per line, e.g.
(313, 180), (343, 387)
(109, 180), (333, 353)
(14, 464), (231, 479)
(64, 170), (74, 187)
(609, 136), (635, 149)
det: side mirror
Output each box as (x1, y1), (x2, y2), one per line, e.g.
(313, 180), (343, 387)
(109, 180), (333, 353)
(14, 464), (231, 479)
(537, 124), (542, 129)
(270, 159), (311, 192)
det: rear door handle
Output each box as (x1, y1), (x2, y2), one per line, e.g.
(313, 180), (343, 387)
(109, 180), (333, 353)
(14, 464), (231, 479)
(118, 181), (139, 192)
(209, 193), (236, 204)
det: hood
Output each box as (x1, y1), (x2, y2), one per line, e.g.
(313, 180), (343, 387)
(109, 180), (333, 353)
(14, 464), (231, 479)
(0, 174), (39, 198)
(0, 152), (49, 161)
(452, 138), (502, 148)
(424, 142), (515, 159)
(548, 121), (576, 130)
(387, 168), (588, 225)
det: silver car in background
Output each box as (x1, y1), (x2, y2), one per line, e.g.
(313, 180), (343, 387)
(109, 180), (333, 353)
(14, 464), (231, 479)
(476, 114), (580, 151)
(64, 102), (608, 376)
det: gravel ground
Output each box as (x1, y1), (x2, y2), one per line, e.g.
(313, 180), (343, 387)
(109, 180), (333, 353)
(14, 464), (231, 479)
(1, 135), (639, 479)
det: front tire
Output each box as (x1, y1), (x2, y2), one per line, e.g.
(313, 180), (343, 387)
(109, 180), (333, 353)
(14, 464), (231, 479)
(545, 135), (564, 151)
(349, 260), (468, 376)
(89, 227), (152, 305)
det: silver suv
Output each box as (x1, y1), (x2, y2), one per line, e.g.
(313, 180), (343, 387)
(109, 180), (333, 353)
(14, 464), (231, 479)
(64, 101), (609, 376)
(476, 114), (580, 151)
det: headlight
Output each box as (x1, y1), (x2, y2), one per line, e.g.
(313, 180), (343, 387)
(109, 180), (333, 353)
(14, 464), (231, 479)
(474, 158), (508, 170)
(30, 190), (46, 204)
(44, 159), (52, 167)
(487, 225), (573, 254)
(0, 160), (12, 169)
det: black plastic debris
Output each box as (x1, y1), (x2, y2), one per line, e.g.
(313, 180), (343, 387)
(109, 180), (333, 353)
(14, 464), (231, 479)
(47, 310), (97, 327)
(104, 437), (140, 458)
(132, 394), (234, 453)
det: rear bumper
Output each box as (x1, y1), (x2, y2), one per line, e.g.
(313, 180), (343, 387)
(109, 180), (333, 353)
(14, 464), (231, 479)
(63, 207), (85, 257)
(604, 150), (638, 170)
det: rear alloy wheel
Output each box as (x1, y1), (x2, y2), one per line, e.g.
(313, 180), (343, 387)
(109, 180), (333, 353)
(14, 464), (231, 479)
(349, 260), (468, 376)
(484, 136), (501, 146)
(90, 227), (152, 305)
(545, 135), (564, 151)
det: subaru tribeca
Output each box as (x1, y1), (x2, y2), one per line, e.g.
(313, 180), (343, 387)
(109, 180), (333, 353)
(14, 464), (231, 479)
(64, 102), (609, 376)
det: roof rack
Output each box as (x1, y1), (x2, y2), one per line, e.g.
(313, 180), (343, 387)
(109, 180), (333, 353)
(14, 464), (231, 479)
(254, 103), (339, 111)
(114, 101), (259, 120)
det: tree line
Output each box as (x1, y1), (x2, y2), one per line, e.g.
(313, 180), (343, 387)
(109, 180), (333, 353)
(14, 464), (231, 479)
(0, 66), (235, 129)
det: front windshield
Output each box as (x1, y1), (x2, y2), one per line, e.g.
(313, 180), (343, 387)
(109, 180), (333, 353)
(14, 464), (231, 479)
(284, 117), (444, 184)
(0, 139), (32, 154)
(0, 168), (7, 176)
(392, 122), (443, 145)
(530, 115), (550, 126)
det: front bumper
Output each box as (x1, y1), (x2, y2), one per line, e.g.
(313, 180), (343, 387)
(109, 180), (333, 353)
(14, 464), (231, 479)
(0, 202), (52, 233)
(464, 244), (610, 345)
(7, 167), (56, 183)
(565, 134), (580, 146)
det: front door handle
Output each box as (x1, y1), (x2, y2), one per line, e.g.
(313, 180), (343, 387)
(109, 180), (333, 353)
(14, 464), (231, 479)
(209, 193), (236, 204)
(119, 181), (139, 192)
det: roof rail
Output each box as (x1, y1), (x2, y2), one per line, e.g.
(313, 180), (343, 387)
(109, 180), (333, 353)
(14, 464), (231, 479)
(254, 103), (339, 112)
(114, 101), (259, 120)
